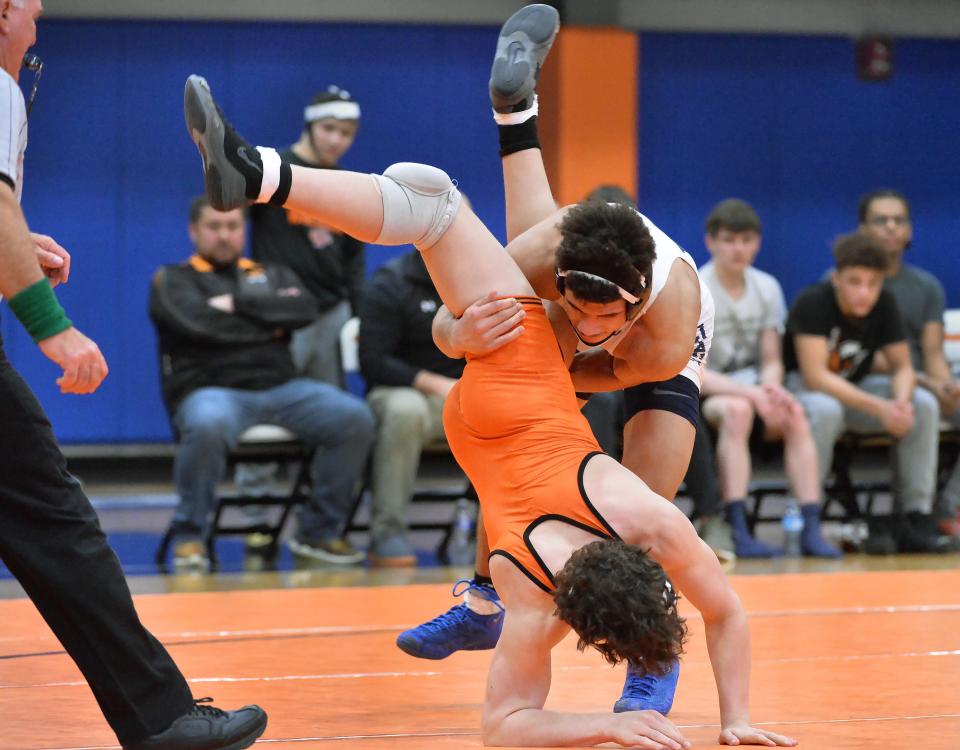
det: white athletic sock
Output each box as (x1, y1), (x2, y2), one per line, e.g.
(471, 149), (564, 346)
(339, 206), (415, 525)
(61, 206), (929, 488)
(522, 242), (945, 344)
(464, 588), (502, 616)
(493, 94), (539, 125)
(256, 146), (281, 203)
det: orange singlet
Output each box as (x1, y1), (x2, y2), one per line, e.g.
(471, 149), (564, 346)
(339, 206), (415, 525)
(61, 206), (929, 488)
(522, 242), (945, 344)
(443, 298), (619, 593)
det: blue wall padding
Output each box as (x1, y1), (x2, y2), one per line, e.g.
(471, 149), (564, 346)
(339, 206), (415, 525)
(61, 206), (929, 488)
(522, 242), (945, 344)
(4, 22), (958, 443)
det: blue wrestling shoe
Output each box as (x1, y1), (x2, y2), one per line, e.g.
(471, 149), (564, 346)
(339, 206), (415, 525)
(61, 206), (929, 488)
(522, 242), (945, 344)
(396, 578), (504, 660)
(613, 660), (681, 715)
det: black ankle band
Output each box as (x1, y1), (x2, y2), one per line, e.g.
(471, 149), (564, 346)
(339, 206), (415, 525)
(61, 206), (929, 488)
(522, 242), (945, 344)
(473, 573), (494, 588)
(268, 161), (292, 206)
(498, 116), (541, 157)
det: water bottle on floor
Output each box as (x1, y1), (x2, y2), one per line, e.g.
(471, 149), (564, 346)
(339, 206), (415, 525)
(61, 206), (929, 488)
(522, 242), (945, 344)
(447, 498), (477, 566)
(782, 500), (804, 557)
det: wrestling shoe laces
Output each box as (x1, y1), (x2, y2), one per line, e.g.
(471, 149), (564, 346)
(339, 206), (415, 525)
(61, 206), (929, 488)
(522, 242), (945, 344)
(395, 578), (504, 659)
(451, 577), (505, 612)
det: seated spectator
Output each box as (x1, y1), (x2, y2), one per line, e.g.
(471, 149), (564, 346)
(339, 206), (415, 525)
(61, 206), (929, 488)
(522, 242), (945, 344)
(699, 199), (839, 558)
(784, 232), (949, 553)
(858, 189), (960, 537)
(149, 197), (374, 570)
(358, 249), (467, 566)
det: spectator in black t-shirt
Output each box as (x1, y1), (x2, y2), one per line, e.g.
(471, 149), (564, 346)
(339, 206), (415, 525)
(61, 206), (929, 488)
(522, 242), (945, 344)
(251, 86), (364, 386)
(358, 250), (466, 566)
(783, 233), (948, 552)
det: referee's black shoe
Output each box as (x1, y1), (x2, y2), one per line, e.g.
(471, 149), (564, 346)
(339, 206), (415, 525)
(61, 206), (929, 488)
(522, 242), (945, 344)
(124, 698), (267, 750)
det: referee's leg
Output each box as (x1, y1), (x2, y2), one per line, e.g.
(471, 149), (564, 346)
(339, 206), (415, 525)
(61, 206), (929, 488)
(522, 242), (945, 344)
(0, 344), (194, 744)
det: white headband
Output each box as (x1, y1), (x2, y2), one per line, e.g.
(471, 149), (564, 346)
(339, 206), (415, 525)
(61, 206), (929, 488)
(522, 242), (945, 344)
(304, 101), (361, 122)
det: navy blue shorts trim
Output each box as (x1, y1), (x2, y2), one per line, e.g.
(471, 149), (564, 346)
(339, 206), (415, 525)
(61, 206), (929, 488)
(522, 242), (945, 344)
(623, 374), (700, 428)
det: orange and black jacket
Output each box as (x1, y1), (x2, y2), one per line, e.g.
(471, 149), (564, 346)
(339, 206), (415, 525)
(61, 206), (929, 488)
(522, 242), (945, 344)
(149, 255), (319, 415)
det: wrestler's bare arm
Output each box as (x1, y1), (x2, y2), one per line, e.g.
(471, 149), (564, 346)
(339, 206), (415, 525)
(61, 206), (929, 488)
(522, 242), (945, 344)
(483, 559), (690, 749)
(505, 207), (573, 300)
(569, 261), (702, 392)
(651, 511), (796, 746)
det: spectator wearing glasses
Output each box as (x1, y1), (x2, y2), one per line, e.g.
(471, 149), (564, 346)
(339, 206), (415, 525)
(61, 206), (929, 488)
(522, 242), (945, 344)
(858, 189), (960, 538)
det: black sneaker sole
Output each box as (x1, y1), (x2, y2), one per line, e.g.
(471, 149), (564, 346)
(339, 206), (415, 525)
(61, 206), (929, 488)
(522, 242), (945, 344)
(489, 4), (560, 111)
(183, 75), (252, 211)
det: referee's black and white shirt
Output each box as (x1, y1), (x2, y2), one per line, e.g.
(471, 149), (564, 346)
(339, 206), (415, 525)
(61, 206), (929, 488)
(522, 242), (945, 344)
(0, 67), (27, 203)
(0, 67), (29, 305)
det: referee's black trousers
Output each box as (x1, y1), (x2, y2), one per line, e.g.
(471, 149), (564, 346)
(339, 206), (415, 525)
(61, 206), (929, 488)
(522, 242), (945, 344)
(0, 340), (194, 744)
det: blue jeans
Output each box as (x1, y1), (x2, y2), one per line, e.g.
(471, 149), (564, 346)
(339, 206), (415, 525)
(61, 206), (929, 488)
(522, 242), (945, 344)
(171, 379), (374, 542)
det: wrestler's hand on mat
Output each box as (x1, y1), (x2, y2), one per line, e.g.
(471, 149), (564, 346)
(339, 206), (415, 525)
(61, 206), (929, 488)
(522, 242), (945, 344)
(451, 291), (526, 355)
(719, 722), (798, 746)
(31, 232), (71, 288)
(607, 710), (691, 749)
(38, 327), (109, 394)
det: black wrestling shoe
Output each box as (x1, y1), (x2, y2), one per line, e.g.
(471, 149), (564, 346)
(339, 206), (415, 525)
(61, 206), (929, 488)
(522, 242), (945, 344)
(489, 4), (560, 113)
(184, 75), (262, 210)
(123, 698), (267, 750)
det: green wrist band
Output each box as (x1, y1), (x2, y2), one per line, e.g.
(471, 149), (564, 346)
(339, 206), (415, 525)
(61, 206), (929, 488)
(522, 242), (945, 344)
(8, 278), (73, 342)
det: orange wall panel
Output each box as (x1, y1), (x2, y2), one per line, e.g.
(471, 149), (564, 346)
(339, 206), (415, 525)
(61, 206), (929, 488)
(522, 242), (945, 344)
(540, 28), (638, 205)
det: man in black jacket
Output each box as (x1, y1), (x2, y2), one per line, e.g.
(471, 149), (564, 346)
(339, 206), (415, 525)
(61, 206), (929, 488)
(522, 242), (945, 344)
(358, 250), (465, 565)
(150, 197), (374, 569)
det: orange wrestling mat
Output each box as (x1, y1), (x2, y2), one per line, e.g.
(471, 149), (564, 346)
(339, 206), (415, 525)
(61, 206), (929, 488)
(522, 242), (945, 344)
(1, 570), (959, 749)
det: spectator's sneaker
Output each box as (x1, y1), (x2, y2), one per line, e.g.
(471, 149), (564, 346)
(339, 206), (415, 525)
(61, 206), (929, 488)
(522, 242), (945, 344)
(899, 512), (960, 553)
(369, 534), (417, 568)
(697, 515), (736, 564)
(613, 660), (681, 715)
(288, 536), (365, 564)
(173, 540), (210, 573)
(244, 532), (274, 554)
(183, 75), (263, 210)
(864, 517), (898, 555)
(123, 697), (267, 750)
(489, 4), (560, 113)
(396, 579), (504, 659)
(937, 512), (960, 538)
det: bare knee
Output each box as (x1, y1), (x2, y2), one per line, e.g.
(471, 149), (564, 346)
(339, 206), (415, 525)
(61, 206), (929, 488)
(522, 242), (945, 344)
(717, 397), (755, 439)
(374, 163), (462, 249)
(782, 403), (812, 439)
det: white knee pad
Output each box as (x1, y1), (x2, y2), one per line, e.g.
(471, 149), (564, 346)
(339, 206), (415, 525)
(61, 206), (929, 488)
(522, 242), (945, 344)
(372, 162), (462, 250)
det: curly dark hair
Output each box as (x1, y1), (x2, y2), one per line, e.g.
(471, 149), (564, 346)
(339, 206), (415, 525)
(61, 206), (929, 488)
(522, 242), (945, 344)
(553, 539), (687, 675)
(556, 202), (656, 303)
